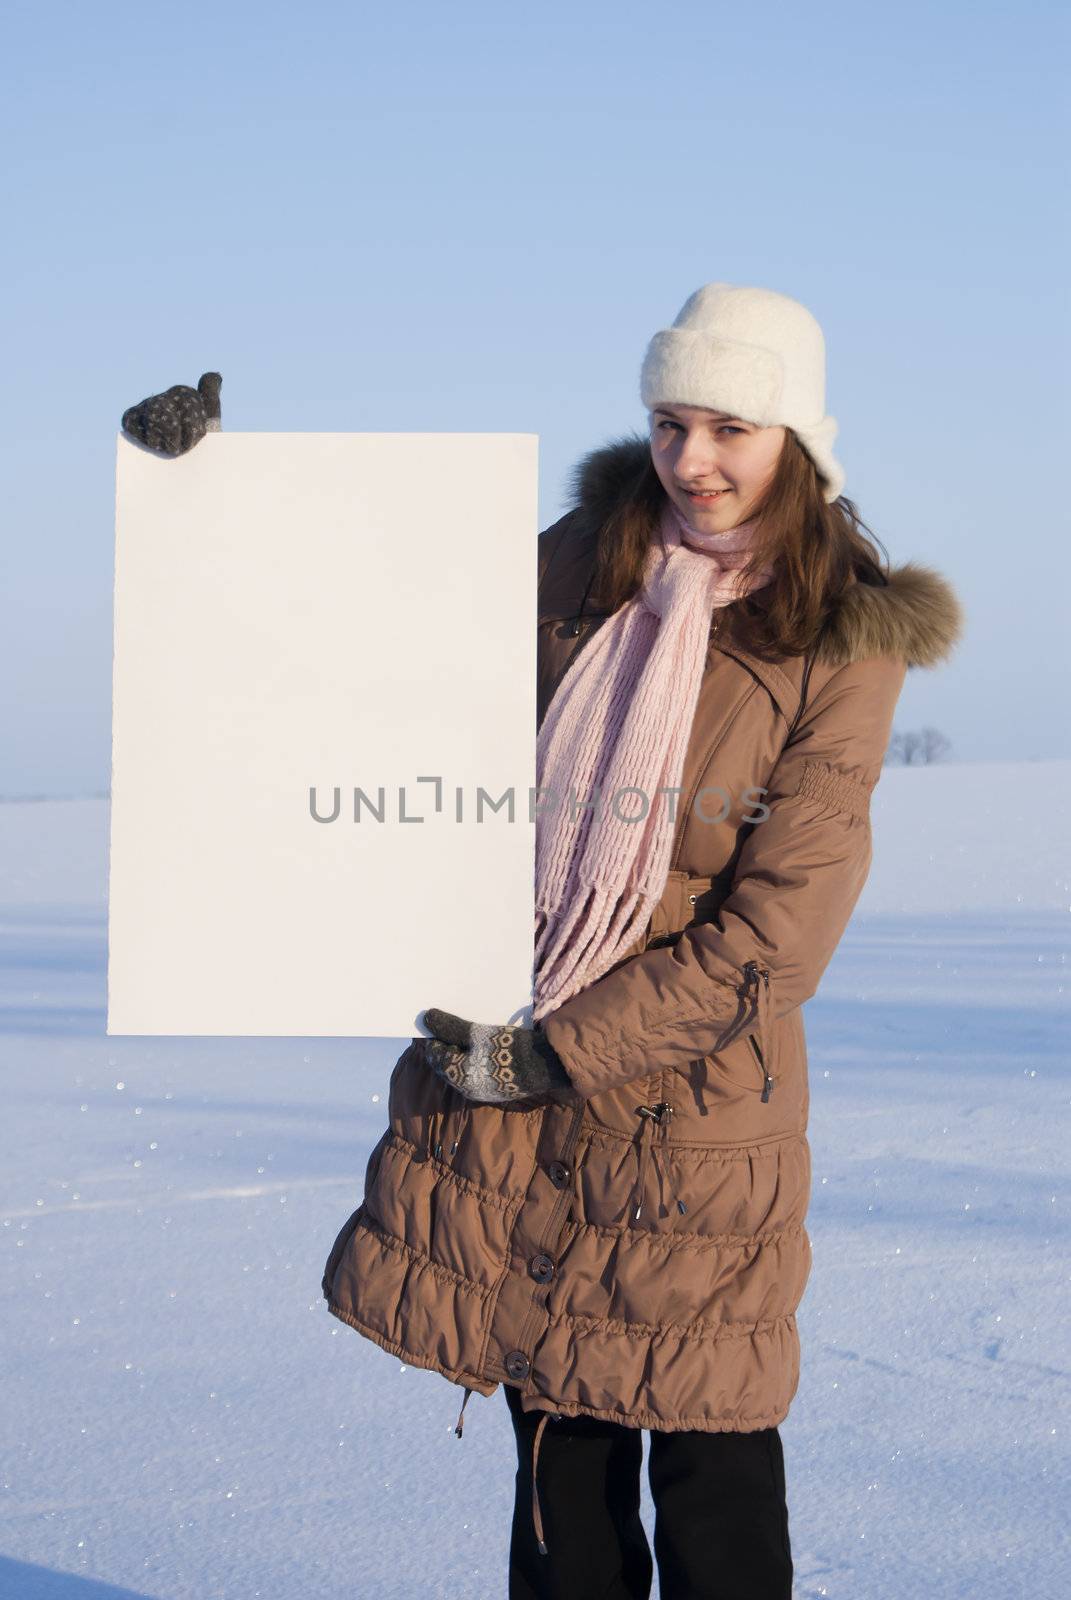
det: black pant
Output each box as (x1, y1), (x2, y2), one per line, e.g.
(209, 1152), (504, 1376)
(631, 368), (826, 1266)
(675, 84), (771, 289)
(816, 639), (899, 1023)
(503, 1383), (793, 1600)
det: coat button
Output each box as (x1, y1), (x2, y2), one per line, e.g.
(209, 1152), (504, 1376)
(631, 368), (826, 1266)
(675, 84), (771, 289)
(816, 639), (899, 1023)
(530, 1253), (555, 1283)
(547, 1160), (571, 1189)
(505, 1350), (530, 1380)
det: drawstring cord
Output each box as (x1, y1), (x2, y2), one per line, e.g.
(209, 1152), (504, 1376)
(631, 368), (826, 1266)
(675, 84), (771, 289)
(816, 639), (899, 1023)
(633, 1114), (654, 1224)
(632, 1102), (674, 1222)
(531, 1411), (551, 1555)
(430, 1096), (471, 1165)
(454, 1385), (473, 1437)
(450, 1100), (470, 1160)
(453, 1384), (553, 1557)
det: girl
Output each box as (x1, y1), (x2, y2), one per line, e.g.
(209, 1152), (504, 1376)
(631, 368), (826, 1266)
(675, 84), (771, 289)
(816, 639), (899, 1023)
(124, 284), (963, 1598)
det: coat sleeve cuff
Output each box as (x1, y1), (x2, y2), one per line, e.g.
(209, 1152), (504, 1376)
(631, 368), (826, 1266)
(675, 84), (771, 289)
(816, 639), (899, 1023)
(531, 1025), (587, 1107)
(538, 969), (745, 1102)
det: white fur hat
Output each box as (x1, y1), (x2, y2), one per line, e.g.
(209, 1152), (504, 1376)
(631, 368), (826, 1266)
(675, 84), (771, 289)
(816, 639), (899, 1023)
(639, 282), (845, 503)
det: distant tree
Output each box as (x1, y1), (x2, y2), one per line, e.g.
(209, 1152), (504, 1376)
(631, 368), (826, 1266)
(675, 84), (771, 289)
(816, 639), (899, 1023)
(886, 727), (952, 765)
(919, 726), (951, 763)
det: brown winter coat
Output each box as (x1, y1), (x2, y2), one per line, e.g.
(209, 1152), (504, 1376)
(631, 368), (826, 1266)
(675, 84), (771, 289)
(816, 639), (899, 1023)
(323, 436), (963, 1468)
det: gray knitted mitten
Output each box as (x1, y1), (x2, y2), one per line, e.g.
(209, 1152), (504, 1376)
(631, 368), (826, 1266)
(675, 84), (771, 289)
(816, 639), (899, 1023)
(121, 371), (222, 456)
(420, 1007), (578, 1106)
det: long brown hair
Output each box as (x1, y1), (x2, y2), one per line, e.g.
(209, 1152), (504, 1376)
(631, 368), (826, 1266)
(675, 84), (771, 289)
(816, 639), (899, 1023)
(582, 430), (891, 659)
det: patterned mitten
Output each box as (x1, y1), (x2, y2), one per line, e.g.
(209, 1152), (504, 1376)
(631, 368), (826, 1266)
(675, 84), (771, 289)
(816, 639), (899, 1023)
(121, 371), (222, 456)
(420, 1007), (579, 1106)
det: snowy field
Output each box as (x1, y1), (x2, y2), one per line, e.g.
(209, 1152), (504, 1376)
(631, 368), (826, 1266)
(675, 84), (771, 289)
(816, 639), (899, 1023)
(0, 761), (1067, 1599)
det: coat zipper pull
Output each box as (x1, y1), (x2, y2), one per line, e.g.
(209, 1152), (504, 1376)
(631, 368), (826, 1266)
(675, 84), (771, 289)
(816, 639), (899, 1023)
(756, 967), (773, 1100)
(741, 962), (775, 1101)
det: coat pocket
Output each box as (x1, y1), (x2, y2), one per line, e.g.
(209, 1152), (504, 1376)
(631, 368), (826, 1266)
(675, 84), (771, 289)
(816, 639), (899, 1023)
(680, 961), (776, 1100)
(695, 1036), (770, 1098)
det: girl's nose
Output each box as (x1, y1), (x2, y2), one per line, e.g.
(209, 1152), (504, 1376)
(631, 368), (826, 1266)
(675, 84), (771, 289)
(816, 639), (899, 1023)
(675, 431), (720, 480)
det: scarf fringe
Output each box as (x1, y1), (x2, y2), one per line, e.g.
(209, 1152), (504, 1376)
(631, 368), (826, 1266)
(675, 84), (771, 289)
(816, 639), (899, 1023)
(533, 883), (661, 1020)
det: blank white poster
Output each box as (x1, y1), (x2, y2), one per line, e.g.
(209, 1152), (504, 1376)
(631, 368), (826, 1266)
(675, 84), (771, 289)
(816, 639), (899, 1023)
(107, 432), (539, 1038)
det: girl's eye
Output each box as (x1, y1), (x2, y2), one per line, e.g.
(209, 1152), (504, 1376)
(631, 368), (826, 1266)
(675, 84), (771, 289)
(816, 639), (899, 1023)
(656, 420), (743, 436)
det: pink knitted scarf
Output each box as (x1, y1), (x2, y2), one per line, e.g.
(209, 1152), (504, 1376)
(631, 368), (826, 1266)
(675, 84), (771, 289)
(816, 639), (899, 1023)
(533, 495), (775, 1022)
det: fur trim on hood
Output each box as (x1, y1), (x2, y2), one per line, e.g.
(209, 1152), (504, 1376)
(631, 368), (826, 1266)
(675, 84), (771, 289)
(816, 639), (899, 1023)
(565, 435), (964, 670)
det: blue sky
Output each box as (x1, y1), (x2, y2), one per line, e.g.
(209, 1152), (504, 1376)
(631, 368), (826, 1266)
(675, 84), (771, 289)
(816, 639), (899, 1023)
(1, 0), (1066, 792)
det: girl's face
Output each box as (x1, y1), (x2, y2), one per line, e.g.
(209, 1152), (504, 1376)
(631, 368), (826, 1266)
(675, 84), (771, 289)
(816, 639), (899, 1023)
(649, 403), (786, 528)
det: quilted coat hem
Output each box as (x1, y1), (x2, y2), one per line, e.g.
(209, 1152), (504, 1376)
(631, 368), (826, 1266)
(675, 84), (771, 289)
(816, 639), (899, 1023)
(516, 1393), (794, 1434)
(323, 1296), (499, 1399)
